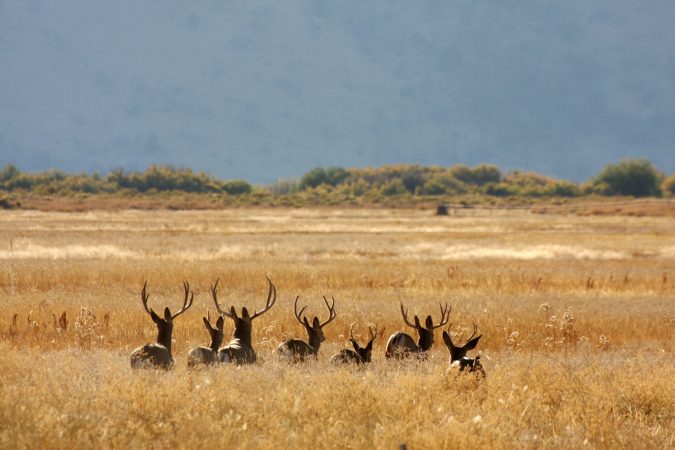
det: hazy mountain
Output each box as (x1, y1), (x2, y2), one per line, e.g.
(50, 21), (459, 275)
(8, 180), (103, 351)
(1, 1), (673, 183)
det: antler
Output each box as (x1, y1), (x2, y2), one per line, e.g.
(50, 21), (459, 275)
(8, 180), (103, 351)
(465, 323), (478, 343)
(250, 277), (277, 320)
(293, 295), (308, 325)
(170, 280), (194, 319)
(400, 302), (416, 328)
(140, 281), (152, 315)
(319, 296), (336, 328)
(211, 278), (235, 319)
(349, 322), (356, 342)
(368, 324), (377, 342)
(432, 303), (451, 329)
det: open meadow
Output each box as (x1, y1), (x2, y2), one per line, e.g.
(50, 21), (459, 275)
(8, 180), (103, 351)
(0, 208), (673, 449)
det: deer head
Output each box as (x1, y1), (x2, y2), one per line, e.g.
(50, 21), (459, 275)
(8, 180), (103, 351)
(442, 323), (482, 362)
(400, 302), (450, 351)
(293, 295), (337, 351)
(139, 280), (194, 352)
(210, 277), (276, 346)
(349, 323), (377, 363)
(202, 310), (225, 352)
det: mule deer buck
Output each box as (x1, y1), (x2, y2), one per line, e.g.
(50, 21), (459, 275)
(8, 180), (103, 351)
(443, 324), (485, 376)
(130, 281), (194, 369)
(385, 302), (450, 359)
(331, 323), (377, 365)
(211, 277), (276, 364)
(186, 311), (225, 368)
(277, 295), (337, 361)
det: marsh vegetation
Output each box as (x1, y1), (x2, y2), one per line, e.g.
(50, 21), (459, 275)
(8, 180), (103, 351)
(0, 209), (672, 449)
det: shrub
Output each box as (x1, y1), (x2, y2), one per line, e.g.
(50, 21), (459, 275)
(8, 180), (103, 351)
(450, 164), (501, 185)
(422, 174), (466, 195)
(0, 164), (20, 183)
(484, 183), (517, 197)
(661, 173), (675, 197)
(381, 179), (407, 196)
(547, 181), (580, 197)
(590, 159), (663, 197)
(299, 168), (328, 190)
(222, 179), (252, 195)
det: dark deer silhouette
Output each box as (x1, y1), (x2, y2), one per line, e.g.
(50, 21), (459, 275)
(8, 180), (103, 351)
(211, 277), (276, 364)
(331, 323), (377, 365)
(277, 295), (337, 361)
(385, 302), (450, 359)
(130, 281), (194, 369)
(442, 324), (484, 376)
(186, 311), (225, 368)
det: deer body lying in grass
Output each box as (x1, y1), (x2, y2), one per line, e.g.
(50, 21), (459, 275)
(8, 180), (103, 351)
(211, 277), (276, 364)
(277, 295), (336, 362)
(186, 311), (224, 368)
(443, 324), (485, 376)
(331, 324), (377, 365)
(130, 281), (194, 370)
(385, 302), (450, 359)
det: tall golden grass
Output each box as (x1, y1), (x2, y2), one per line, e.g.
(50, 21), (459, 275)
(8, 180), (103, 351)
(0, 209), (673, 449)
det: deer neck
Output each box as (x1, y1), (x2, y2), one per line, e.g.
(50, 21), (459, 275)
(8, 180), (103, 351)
(232, 322), (252, 347)
(450, 347), (465, 362)
(417, 330), (433, 351)
(210, 334), (224, 352)
(156, 325), (173, 354)
(307, 331), (323, 353)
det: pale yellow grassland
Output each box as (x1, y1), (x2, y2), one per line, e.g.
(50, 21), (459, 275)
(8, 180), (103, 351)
(0, 208), (673, 449)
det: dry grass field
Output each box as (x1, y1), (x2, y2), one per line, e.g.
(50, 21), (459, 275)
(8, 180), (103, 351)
(0, 208), (673, 449)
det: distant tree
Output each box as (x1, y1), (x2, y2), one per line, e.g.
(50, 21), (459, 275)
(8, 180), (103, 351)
(450, 164), (501, 185)
(547, 181), (580, 197)
(222, 179), (251, 195)
(381, 179), (407, 196)
(298, 168), (328, 190)
(590, 159), (663, 197)
(324, 167), (350, 186)
(662, 173), (675, 197)
(0, 164), (20, 183)
(422, 173), (466, 195)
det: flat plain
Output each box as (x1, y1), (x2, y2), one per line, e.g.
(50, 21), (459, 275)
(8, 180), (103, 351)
(0, 208), (673, 449)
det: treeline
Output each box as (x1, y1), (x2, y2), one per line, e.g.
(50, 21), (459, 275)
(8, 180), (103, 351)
(275, 159), (673, 200)
(0, 165), (251, 196)
(1, 160), (674, 204)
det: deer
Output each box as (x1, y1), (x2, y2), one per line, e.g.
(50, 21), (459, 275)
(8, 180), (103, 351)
(443, 323), (485, 376)
(210, 277), (276, 364)
(385, 302), (450, 359)
(130, 281), (194, 369)
(186, 311), (225, 368)
(277, 295), (337, 361)
(331, 323), (377, 365)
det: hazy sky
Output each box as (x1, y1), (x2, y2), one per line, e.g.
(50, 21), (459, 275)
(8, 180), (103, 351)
(1, 1), (673, 183)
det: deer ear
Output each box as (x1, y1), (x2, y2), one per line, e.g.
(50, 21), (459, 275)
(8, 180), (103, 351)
(241, 307), (250, 319)
(312, 317), (321, 329)
(463, 334), (482, 351)
(350, 339), (360, 352)
(203, 317), (212, 330)
(442, 331), (453, 349)
(150, 309), (161, 324)
(414, 316), (421, 328)
(425, 315), (434, 329)
(216, 316), (224, 330)
(164, 307), (172, 321)
(230, 306), (238, 318)
(365, 339), (374, 351)
(303, 317), (311, 328)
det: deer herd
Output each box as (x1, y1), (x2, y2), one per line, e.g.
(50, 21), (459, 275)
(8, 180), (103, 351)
(130, 278), (484, 376)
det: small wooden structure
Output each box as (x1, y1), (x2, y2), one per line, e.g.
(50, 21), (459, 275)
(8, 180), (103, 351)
(436, 204), (449, 216)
